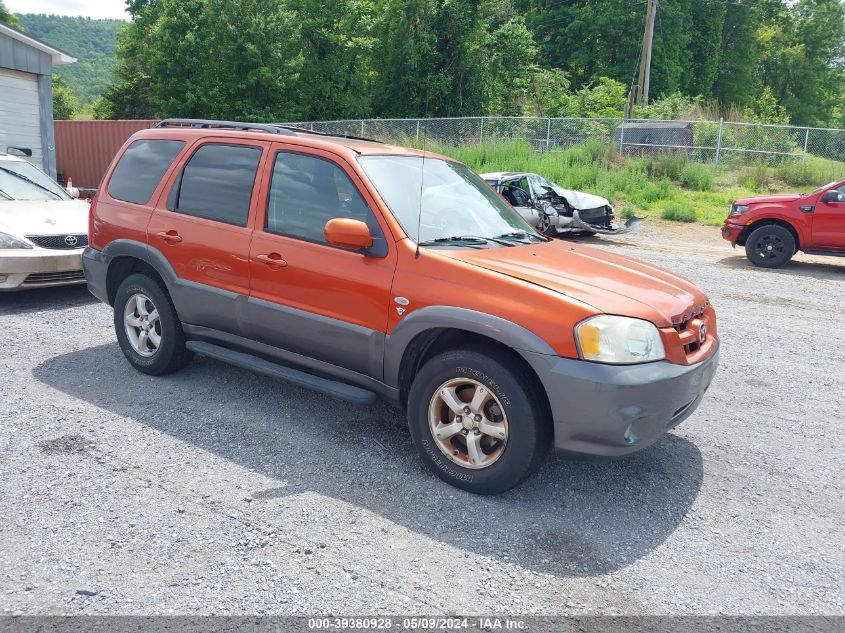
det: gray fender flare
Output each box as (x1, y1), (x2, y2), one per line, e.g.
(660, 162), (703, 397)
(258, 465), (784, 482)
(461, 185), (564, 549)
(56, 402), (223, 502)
(102, 239), (180, 287)
(383, 305), (557, 388)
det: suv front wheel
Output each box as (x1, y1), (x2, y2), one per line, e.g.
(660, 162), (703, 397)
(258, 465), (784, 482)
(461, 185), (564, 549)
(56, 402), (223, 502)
(114, 273), (193, 375)
(407, 347), (551, 494)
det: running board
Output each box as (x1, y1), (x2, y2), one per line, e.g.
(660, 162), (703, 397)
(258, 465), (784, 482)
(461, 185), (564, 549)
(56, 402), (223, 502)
(185, 341), (377, 405)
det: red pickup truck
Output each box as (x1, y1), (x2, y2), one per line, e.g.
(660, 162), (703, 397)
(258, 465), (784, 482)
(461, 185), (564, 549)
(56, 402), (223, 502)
(722, 179), (845, 268)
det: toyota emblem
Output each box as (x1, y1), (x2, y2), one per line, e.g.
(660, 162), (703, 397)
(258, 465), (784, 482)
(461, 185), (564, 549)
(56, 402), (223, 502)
(64, 235), (79, 247)
(698, 323), (708, 344)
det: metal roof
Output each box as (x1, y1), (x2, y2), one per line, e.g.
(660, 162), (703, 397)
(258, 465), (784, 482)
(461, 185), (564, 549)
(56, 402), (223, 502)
(0, 22), (76, 64)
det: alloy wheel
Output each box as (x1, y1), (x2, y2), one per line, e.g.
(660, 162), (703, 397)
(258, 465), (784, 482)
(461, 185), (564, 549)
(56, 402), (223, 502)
(428, 378), (509, 469)
(123, 293), (161, 357)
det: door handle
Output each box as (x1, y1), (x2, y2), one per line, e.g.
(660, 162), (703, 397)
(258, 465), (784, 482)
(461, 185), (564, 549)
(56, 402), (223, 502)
(256, 253), (287, 268)
(156, 230), (182, 244)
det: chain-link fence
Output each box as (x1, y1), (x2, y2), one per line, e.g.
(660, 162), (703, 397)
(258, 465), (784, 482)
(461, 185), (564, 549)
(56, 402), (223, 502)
(281, 117), (845, 164)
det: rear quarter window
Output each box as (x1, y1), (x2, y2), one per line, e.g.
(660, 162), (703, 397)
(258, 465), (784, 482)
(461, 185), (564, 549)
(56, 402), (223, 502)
(107, 139), (185, 205)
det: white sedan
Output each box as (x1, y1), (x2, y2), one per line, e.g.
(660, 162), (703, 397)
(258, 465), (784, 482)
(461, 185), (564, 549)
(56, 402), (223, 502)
(482, 171), (642, 236)
(0, 151), (90, 291)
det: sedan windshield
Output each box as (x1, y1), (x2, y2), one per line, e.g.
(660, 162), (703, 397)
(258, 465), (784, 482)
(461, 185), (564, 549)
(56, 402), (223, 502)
(358, 156), (541, 246)
(0, 159), (69, 201)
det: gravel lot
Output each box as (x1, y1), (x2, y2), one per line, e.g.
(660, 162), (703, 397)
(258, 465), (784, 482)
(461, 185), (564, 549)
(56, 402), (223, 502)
(1, 222), (843, 616)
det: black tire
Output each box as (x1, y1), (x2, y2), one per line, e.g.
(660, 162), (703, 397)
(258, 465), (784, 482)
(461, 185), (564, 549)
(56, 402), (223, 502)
(745, 224), (795, 268)
(407, 347), (552, 495)
(113, 273), (193, 375)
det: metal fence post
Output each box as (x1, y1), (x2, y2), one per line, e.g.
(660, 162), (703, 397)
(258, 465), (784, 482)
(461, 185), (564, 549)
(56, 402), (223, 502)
(416, 120), (420, 143)
(803, 128), (810, 163)
(361, 119), (365, 137)
(619, 120), (625, 154)
(479, 117), (484, 143)
(545, 118), (551, 151)
(715, 118), (724, 164)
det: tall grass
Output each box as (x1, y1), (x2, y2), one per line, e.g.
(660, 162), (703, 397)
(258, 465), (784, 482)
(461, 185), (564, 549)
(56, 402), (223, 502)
(427, 139), (845, 226)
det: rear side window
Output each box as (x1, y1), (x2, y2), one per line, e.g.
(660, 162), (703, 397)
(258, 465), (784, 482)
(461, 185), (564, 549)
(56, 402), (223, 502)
(108, 139), (185, 205)
(169, 143), (261, 227)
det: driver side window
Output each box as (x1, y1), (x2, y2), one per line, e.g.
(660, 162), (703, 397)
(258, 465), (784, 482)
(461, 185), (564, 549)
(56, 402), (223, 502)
(266, 151), (383, 247)
(503, 178), (532, 207)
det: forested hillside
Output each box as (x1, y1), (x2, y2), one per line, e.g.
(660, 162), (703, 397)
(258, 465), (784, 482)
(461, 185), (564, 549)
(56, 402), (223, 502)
(16, 14), (124, 107)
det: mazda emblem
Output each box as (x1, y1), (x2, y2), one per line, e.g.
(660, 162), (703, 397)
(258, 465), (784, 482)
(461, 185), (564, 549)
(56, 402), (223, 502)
(64, 235), (79, 247)
(699, 323), (708, 344)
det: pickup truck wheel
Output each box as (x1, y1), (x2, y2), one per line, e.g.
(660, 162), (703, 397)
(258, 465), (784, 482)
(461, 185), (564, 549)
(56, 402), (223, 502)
(113, 273), (193, 375)
(745, 225), (795, 268)
(407, 348), (551, 494)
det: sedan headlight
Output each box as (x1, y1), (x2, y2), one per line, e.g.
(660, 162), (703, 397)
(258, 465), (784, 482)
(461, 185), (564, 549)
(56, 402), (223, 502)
(0, 233), (32, 249)
(575, 315), (665, 364)
(729, 204), (749, 216)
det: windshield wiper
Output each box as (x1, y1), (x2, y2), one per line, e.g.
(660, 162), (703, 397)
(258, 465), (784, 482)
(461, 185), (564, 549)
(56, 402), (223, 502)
(493, 230), (549, 243)
(418, 235), (517, 247)
(0, 165), (62, 199)
(0, 187), (12, 201)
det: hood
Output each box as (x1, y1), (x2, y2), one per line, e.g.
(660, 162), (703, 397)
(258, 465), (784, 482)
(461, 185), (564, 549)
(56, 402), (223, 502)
(444, 240), (707, 327)
(734, 193), (802, 206)
(549, 185), (609, 210)
(0, 199), (89, 239)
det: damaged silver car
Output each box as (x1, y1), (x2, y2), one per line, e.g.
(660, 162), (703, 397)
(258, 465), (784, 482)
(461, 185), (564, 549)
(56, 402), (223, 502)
(482, 172), (642, 236)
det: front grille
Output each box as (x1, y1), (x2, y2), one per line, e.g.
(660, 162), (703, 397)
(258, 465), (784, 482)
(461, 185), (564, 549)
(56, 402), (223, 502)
(23, 270), (86, 285)
(25, 234), (88, 250)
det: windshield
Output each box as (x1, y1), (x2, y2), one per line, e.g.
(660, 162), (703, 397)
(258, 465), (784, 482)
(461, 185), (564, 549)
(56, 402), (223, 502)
(0, 159), (70, 201)
(809, 181), (839, 195)
(358, 156), (536, 245)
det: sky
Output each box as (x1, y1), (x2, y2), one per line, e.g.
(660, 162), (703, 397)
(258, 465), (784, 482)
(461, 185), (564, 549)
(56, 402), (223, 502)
(5, 0), (129, 20)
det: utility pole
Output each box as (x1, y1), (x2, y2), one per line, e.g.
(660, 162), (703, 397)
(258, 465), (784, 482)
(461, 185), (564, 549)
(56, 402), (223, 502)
(636, 0), (658, 106)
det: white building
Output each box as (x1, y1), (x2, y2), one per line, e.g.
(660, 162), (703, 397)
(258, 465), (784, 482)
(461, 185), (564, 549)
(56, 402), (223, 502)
(0, 22), (75, 177)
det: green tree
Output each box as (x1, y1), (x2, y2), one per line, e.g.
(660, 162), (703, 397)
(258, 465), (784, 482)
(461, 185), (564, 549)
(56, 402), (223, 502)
(0, 1), (21, 29)
(373, 0), (493, 117)
(759, 0), (845, 126)
(487, 16), (538, 115)
(52, 75), (79, 119)
(286, 0), (378, 120)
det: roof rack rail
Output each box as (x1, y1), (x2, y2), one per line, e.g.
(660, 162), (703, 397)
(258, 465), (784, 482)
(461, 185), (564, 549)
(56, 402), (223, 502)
(271, 124), (384, 144)
(154, 118), (296, 136)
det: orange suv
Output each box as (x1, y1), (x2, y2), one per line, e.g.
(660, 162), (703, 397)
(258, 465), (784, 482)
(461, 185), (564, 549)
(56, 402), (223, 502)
(83, 119), (719, 494)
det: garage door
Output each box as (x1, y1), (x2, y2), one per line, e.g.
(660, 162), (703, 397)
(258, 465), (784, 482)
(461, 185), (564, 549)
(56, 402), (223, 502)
(0, 68), (43, 169)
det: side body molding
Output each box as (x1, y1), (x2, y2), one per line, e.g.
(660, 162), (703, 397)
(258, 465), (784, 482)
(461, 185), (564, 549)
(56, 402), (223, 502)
(383, 305), (558, 388)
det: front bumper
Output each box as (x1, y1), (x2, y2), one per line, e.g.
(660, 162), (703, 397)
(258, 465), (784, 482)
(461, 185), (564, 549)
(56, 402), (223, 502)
(722, 222), (743, 245)
(555, 210), (643, 235)
(525, 345), (719, 456)
(0, 248), (85, 291)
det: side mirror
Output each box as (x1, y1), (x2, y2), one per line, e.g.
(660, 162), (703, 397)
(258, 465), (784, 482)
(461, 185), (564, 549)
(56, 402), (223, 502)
(66, 186), (80, 199)
(821, 190), (842, 203)
(6, 146), (32, 157)
(324, 218), (373, 251)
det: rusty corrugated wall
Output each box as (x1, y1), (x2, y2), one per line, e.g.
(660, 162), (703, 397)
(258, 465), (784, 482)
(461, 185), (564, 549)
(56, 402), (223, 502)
(54, 120), (159, 190)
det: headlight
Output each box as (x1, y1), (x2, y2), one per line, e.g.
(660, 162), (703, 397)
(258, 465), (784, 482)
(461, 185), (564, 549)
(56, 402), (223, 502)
(575, 315), (665, 364)
(0, 233), (32, 249)
(729, 204), (749, 216)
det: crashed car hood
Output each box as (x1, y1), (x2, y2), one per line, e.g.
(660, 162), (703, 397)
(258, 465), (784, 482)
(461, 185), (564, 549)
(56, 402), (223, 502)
(444, 240), (707, 327)
(733, 193), (802, 205)
(0, 199), (89, 238)
(549, 185), (609, 210)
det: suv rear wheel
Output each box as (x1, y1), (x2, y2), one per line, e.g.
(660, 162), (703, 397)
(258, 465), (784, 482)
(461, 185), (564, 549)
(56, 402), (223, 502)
(407, 347), (551, 494)
(114, 273), (193, 375)
(745, 224), (795, 268)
